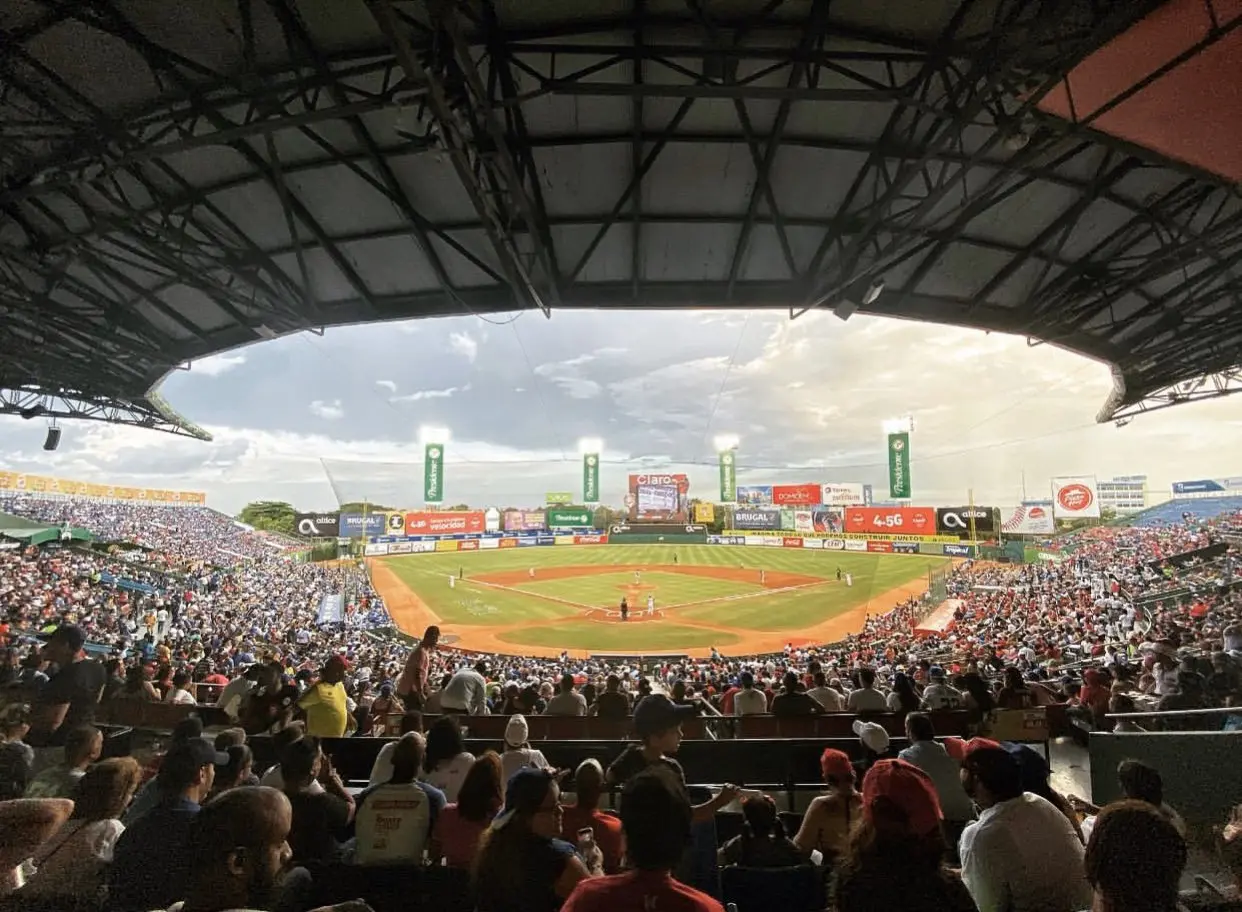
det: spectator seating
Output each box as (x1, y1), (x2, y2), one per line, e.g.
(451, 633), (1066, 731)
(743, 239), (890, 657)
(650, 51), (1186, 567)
(97, 699), (230, 730)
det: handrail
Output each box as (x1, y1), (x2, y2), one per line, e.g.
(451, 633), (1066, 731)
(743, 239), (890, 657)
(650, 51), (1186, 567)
(1105, 706), (1240, 720)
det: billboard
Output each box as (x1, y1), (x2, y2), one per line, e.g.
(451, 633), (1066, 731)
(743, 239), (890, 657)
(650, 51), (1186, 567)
(546, 491), (574, 504)
(295, 513), (340, 537)
(772, 483), (822, 506)
(503, 510), (546, 531)
(944, 543), (975, 557)
(731, 508), (783, 531)
(338, 513), (385, 537)
(842, 506), (936, 536)
(0, 471), (207, 505)
(384, 512), (407, 535)
(821, 483), (866, 506)
(793, 509), (814, 533)
(627, 473), (689, 522)
(935, 506), (996, 536)
(546, 507), (593, 527)
(1171, 477), (1242, 495)
(811, 506), (844, 533)
(1002, 502), (1056, 534)
(736, 485), (773, 505)
(403, 511), (487, 535)
(694, 502), (716, 523)
(1052, 476), (1100, 518)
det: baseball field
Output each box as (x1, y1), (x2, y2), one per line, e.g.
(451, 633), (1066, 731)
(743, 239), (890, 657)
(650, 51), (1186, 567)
(369, 544), (948, 657)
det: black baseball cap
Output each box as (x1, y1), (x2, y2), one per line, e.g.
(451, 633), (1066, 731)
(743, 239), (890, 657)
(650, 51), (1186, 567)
(633, 694), (697, 738)
(168, 737), (229, 769)
(46, 624), (86, 653)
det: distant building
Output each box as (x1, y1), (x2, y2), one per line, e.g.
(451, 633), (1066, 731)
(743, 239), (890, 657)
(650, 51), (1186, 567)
(1098, 475), (1149, 514)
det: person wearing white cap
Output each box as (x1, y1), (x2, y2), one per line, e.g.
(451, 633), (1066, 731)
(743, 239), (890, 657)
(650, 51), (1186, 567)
(500, 714), (550, 783)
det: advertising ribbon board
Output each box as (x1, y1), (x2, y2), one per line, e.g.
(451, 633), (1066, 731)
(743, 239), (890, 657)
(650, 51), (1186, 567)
(1001, 503), (1055, 535)
(1052, 476), (1100, 518)
(772, 483), (821, 506)
(719, 451), (736, 503)
(294, 513), (340, 537)
(424, 443), (444, 504)
(582, 454), (600, 504)
(820, 483), (865, 506)
(404, 511), (486, 535)
(731, 508), (783, 531)
(936, 507), (996, 536)
(546, 491), (574, 505)
(694, 502), (716, 524)
(887, 433), (911, 499)
(843, 506), (936, 536)
(547, 507), (593, 527)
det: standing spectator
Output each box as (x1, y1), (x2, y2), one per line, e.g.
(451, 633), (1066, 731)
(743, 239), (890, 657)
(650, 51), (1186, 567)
(440, 661), (490, 715)
(794, 748), (862, 865)
(27, 624), (106, 747)
(214, 665), (261, 721)
(353, 732), (445, 865)
(546, 674), (588, 716)
(846, 668), (888, 712)
(25, 724), (102, 799)
(732, 671), (768, 715)
(1083, 801), (1187, 912)
(898, 713), (975, 861)
(772, 671), (825, 716)
(434, 752), (505, 869)
(298, 655), (353, 738)
(920, 667), (965, 711)
(397, 625), (439, 711)
(500, 714), (551, 783)
(0, 703), (34, 800)
(957, 739), (1091, 912)
(422, 716), (475, 802)
(560, 759), (624, 875)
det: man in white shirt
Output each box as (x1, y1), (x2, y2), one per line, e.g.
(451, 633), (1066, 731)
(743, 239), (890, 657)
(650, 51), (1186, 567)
(898, 712), (974, 860)
(845, 668), (888, 712)
(353, 732), (445, 865)
(545, 674), (588, 716)
(957, 738), (1091, 912)
(439, 661), (490, 715)
(920, 667), (964, 711)
(733, 671), (768, 715)
(807, 672), (844, 711)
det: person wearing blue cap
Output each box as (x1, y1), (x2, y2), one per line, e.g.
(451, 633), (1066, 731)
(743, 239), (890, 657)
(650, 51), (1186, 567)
(473, 768), (599, 912)
(920, 666), (964, 711)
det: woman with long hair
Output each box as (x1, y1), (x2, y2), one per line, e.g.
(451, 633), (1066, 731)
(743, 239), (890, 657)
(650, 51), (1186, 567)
(472, 768), (593, 912)
(114, 664), (159, 702)
(834, 760), (976, 912)
(423, 715), (475, 802)
(793, 748), (862, 866)
(0, 703), (34, 801)
(719, 794), (808, 868)
(433, 751), (505, 868)
(23, 757), (143, 901)
(887, 673), (921, 713)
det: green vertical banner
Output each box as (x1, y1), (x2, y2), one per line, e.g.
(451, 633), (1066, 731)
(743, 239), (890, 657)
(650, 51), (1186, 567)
(582, 453), (600, 503)
(423, 443), (444, 504)
(887, 432), (911, 499)
(719, 450), (737, 502)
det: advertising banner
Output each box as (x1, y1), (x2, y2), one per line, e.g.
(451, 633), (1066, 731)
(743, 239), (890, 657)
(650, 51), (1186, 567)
(936, 507), (997, 536)
(732, 508), (783, 531)
(803, 538), (824, 549)
(554, 536), (575, 546)
(824, 539), (845, 550)
(0, 471), (207, 505)
(499, 538), (518, 549)
(479, 538), (500, 550)
(546, 491), (574, 504)
(893, 541), (921, 554)
(608, 523), (706, 544)
(793, 510), (814, 533)
(338, 513), (386, 537)
(384, 513), (407, 535)
(867, 540), (894, 553)
(772, 483), (821, 506)
(1052, 476), (1101, 518)
(782, 537), (803, 549)
(844, 539), (868, 552)
(843, 506), (935, 536)
(574, 534), (608, 545)
(582, 454), (600, 504)
(811, 506), (845, 533)
(719, 451), (736, 503)
(387, 542), (413, 554)
(434, 540), (459, 552)
(424, 443), (444, 504)
(693, 502), (716, 523)
(295, 513), (340, 537)
(536, 535), (556, 546)
(485, 507), (501, 532)
(516, 538), (538, 547)
(404, 511), (487, 535)
(944, 543), (975, 557)
(627, 473), (689, 522)
(888, 432), (911, 499)
(1170, 477), (1242, 495)
(363, 543), (389, 556)
(820, 483), (866, 506)
(1001, 502), (1056, 535)
(458, 540), (479, 551)
(736, 485), (773, 506)
(547, 507), (592, 527)
(504, 510), (546, 532)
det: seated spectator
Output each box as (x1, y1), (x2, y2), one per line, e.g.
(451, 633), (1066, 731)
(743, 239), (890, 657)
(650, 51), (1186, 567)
(367, 683), (399, 735)
(434, 751), (504, 868)
(592, 675), (630, 719)
(772, 671), (825, 716)
(899, 713), (975, 861)
(1084, 800), (1187, 912)
(852, 720), (896, 774)
(126, 716), (206, 822)
(834, 759), (976, 912)
(846, 668), (888, 712)
(260, 723), (322, 794)
(807, 672), (844, 711)
(1219, 802), (1242, 896)
(164, 670), (197, 706)
(353, 732), (445, 865)
(718, 794), (808, 868)
(1073, 759), (1186, 842)
(957, 738), (1091, 912)
(23, 756), (142, 901)
(0, 798), (74, 897)
(422, 716), (475, 802)
(208, 745), (254, 799)
(280, 736), (354, 864)
(886, 672), (921, 713)
(545, 674), (588, 716)
(0, 702), (34, 800)
(560, 759), (624, 874)
(298, 655), (353, 738)
(473, 768), (595, 912)
(794, 748), (862, 865)
(25, 723), (102, 799)
(500, 714), (551, 783)
(732, 671), (768, 715)
(109, 737), (227, 911)
(920, 667), (964, 711)
(562, 766), (723, 912)
(993, 741), (1084, 843)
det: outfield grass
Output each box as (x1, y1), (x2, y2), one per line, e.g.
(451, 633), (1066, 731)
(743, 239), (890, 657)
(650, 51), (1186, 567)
(381, 544), (943, 635)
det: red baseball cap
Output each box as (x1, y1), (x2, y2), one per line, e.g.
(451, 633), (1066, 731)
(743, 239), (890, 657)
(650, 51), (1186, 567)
(820, 748), (854, 783)
(943, 736), (1003, 763)
(862, 759), (943, 836)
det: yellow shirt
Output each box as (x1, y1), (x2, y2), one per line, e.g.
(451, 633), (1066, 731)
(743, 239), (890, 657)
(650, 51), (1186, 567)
(298, 682), (350, 738)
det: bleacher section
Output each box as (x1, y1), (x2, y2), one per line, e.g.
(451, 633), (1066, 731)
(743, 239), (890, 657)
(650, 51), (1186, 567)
(1129, 496), (1242, 527)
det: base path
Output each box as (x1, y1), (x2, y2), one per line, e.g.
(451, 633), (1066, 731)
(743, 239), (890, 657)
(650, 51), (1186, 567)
(368, 558), (932, 659)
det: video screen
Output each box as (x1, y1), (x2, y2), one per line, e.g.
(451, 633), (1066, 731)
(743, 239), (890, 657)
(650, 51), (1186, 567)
(637, 484), (678, 514)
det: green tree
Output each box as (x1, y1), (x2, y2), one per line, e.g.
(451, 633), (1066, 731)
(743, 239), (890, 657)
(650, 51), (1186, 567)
(339, 501), (395, 513)
(237, 501), (297, 536)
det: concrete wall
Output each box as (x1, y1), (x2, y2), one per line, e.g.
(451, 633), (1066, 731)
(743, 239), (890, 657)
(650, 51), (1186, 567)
(1090, 732), (1242, 825)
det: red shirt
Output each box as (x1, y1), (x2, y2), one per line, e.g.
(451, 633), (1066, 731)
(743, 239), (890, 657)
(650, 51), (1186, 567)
(433, 803), (490, 868)
(560, 805), (624, 874)
(563, 870), (723, 912)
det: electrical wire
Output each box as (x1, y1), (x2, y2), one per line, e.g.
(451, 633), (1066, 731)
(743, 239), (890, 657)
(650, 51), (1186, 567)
(697, 313), (752, 457)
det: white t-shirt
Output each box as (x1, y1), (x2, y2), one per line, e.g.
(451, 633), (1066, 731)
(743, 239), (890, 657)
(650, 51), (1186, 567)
(807, 686), (844, 711)
(501, 747), (549, 784)
(845, 687), (889, 712)
(734, 688), (768, 715)
(422, 752), (474, 803)
(353, 782), (433, 865)
(545, 691), (588, 716)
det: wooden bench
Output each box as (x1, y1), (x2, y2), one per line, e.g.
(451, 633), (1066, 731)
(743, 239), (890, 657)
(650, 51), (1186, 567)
(98, 699), (230, 730)
(735, 709), (972, 740)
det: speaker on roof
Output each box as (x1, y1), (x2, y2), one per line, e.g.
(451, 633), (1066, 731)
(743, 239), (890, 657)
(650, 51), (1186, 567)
(43, 427), (61, 451)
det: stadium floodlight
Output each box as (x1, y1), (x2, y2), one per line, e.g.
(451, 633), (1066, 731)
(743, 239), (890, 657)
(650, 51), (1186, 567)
(578, 437), (603, 454)
(882, 417), (913, 434)
(713, 434), (740, 452)
(419, 425), (451, 444)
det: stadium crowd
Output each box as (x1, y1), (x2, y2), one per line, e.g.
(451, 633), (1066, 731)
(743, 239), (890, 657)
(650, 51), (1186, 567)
(1, 495), (1241, 912)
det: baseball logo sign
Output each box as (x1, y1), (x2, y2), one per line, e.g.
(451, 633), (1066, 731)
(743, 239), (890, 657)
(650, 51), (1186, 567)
(1057, 484), (1093, 512)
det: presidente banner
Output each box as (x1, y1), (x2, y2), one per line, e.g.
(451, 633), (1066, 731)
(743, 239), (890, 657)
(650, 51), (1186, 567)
(582, 454), (600, 504)
(887, 433), (911, 499)
(546, 491), (574, 505)
(843, 506), (936, 536)
(731, 507), (783, 531)
(936, 506), (997, 536)
(719, 451), (736, 503)
(403, 511), (486, 535)
(821, 483), (866, 506)
(627, 473), (689, 523)
(1052, 476), (1100, 518)
(772, 483), (822, 506)
(736, 485), (772, 505)
(694, 502), (716, 523)
(1171, 477), (1242, 495)
(547, 507), (593, 527)
(338, 513), (386, 537)
(1001, 502), (1056, 535)
(504, 510), (546, 531)
(295, 513), (340, 537)
(423, 443), (444, 504)
(0, 471), (207, 505)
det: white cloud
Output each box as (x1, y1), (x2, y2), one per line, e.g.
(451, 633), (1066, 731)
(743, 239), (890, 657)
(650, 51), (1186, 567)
(191, 353), (246, 377)
(533, 347), (629, 400)
(449, 331), (478, 363)
(375, 380), (397, 393)
(390, 384), (471, 403)
(309, 400), (344, 420)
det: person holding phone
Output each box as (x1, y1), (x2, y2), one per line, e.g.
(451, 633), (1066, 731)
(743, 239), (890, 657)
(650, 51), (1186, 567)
(561, 760), (623, 874)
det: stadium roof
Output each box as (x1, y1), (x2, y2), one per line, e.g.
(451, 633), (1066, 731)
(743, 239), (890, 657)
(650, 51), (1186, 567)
(2, 0), (1240, 440)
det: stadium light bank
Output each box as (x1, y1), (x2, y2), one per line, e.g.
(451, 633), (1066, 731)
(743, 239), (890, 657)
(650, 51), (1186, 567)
(419, 425), (451, 445)
(713, 434), (740, 452)
(578, 437), (603, 455)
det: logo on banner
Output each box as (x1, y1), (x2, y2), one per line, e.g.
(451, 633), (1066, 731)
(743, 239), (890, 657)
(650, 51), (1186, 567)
(944, 544), (973, 557)
(295, 513), (340, 537)
(719, 451), (736, 503)
(1057, 484), (1092, 512)
(424, 444), (444, 504)
(888, 433), (911, 499)
(936, 507), (996, 535)
(582, 454), (600, 503)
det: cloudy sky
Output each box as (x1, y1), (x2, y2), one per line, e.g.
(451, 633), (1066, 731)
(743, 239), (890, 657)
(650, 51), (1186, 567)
(2, 309), (1239, 515)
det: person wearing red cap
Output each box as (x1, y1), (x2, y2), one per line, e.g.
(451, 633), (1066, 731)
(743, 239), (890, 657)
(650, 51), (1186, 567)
(792, 748), (861, 865)
(835, 759), (976, 912)
(298, 655), (353, 738)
